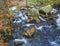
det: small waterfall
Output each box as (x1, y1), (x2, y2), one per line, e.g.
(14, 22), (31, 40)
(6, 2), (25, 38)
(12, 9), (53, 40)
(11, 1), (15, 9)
(56, 14), (60, 29)
(13, 10), (28, 24)
(9, 10), (30, 46)
(39, 16), (46, 21)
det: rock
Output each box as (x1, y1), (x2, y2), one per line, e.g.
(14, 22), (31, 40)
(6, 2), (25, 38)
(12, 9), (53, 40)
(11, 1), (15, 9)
(23, 26), (36, 38)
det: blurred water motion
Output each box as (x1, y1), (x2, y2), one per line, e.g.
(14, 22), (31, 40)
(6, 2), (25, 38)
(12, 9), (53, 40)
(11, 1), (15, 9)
(9, 9), (60, 46)
(56, 14), (60, 29)
(14, 38), (28, 44)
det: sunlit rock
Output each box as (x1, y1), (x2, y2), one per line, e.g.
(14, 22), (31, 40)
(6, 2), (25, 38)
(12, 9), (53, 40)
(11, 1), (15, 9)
(23, 26), (36, 38)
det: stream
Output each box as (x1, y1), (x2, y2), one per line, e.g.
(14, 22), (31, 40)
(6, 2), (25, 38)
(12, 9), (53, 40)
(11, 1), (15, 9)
(9, 9), (60, 46)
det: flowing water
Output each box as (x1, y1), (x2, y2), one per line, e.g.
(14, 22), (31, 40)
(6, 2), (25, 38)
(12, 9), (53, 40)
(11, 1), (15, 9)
(9, 10), (60, 46)
(56, 14), (60, 29)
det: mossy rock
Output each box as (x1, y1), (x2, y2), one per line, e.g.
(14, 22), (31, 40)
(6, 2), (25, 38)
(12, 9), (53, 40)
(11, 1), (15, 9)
(40, 5), (52, 13)
(29, 8), (39, 17)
